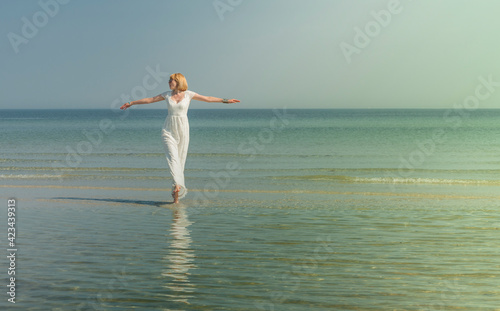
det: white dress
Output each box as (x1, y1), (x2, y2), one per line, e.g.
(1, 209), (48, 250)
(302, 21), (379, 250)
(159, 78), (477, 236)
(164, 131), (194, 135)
(160, 90), (197, 199)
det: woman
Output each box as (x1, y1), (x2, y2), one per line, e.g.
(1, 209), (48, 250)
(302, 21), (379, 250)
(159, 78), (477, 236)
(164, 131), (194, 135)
(120, 73), (240, 203)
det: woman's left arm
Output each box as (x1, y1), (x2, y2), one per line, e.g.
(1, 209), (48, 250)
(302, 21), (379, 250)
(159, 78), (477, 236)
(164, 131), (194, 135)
(192, 93), (240, 104)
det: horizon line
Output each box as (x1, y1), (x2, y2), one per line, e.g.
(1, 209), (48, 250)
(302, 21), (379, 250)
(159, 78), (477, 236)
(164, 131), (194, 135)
(3, 107), (500, 110)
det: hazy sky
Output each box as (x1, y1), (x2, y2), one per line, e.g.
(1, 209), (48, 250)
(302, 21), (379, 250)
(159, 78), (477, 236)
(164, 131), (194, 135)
(2, 0), (500, 109)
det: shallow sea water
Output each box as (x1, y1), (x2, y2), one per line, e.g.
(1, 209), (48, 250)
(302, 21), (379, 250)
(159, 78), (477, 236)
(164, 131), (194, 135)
(0, 187), (497, 311)
(1, 109), (500, 310)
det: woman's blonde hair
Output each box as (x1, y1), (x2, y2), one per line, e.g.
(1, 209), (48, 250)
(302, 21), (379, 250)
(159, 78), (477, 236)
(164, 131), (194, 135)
(170, 73), (188, 91)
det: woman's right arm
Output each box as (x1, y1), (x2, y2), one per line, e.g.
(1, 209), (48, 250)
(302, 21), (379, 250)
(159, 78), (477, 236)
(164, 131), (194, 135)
(120, 94), (164, 110)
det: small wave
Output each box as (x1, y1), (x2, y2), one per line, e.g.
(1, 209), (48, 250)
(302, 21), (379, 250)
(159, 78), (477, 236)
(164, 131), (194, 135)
(0, 152), (165, 158)
(276, 175), (500, 186)
(0, 174), (63, 179)
(0, 118), (45, 120)
(351, 176), (500, 185)
(0, 166), (166, 172)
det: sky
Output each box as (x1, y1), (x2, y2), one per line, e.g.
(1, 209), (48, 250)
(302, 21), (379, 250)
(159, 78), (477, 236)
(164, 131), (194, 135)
(1, 0), (500, 109)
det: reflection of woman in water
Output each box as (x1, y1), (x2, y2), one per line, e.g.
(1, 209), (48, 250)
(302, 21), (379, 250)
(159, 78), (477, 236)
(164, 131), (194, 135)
(162, 207), (196, 304)
(120, 73), (240, 203)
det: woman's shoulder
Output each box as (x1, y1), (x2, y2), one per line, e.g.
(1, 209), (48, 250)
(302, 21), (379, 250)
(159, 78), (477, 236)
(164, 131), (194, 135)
(185, 90), (197, 98)
(160, 90), (171, 98)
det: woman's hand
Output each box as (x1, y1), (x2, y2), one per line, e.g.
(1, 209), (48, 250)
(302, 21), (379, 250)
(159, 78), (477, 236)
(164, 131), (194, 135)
(120, 102), (132, 110)
(225, 99), (240, 104)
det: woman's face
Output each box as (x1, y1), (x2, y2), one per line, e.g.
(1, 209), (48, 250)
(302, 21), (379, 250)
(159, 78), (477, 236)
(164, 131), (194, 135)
(168, 78), (177, 90)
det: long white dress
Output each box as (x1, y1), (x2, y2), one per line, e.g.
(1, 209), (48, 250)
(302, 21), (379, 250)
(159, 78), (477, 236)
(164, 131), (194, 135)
(160, 90), (197, 199)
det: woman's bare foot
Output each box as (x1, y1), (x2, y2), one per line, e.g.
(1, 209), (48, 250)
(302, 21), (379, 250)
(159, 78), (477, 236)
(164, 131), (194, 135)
(172, 185), (181, 204)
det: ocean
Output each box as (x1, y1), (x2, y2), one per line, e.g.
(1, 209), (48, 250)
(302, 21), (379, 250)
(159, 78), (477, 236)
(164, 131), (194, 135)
(1, 108), (499, 310)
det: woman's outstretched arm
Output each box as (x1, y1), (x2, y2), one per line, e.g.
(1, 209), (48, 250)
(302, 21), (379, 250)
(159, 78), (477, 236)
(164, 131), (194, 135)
(192, 94), (240, 104)
(120, 95), (164, 110)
